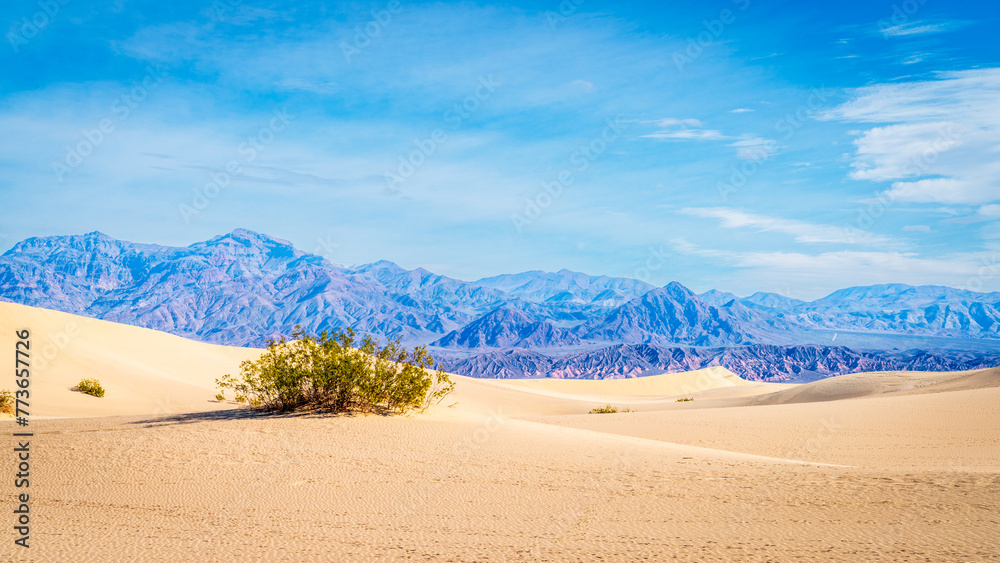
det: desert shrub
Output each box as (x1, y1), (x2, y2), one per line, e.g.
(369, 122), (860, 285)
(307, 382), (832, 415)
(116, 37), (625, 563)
(675, 397), (693, 402)
(0, 389), (13, 414)
(217, 328), (454, 414)
(76, 379), (105, 398)
(589, 404), (632, 414)
(215, 392), (226, 402)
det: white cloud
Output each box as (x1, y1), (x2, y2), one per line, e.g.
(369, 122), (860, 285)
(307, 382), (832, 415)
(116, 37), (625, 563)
(657, 118), (702, 127)
(729, 108), (753, 113)
(728, 136), (778, 161)
(671, 238), (1000, 296)
(642, 117), (726, 140)
(642, 129), (726, 140)
(879, 20), (967, 38)
(847, 121), (961, 181)
(680, 207), (896, 246)
(825, 68), (1000, 206)
(902, 225), (931, 233)
(981, 205), (1000, 218)
(881, 177), (988, 204)
(642, 119), (775, 160)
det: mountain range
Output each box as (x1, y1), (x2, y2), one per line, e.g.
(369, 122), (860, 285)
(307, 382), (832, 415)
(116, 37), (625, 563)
(1, 229), (998, 381)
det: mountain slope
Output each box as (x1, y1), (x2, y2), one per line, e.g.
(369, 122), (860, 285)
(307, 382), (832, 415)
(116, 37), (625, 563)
(432, 307), (581, 349)
(474, 269), (654, 306)
(0, 230), (444, 346)
(768, 284), (1000, 338)
(2, 230), (997, 383)
(581, 282), (781, 346)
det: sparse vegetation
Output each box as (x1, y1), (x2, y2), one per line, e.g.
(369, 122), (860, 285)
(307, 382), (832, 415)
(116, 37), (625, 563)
(0, 389), (14, 414)
(75, 379), (106, 398)
(589, 404), (632, 414)
(215, 392), (226, 402)
(676, 397), (693, 402)
(216, 327), (454, 414)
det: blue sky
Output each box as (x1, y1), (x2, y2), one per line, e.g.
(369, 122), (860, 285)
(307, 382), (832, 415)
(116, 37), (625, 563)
(2, 0), (999, 299)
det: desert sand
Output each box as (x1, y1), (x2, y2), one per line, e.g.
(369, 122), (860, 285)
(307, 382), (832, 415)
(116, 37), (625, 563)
(2, 301), (999, 561)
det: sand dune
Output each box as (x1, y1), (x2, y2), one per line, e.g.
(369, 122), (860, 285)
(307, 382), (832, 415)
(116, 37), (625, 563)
(0, 301), (263, 418)
(756, 366), (1000, 404)
(2, 303), (999, 561)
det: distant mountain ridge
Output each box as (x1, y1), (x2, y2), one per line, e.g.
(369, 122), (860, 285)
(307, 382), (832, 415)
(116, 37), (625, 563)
(435, 344), (1000, 382)
(698, 284), (1000, 340)
(579, 282), (786, 346)
(2, 229), (998, 381)
(432, 307), (581, 349)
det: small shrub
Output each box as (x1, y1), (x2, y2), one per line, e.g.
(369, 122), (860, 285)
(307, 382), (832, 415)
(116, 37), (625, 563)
(215, 392), (226, 402)
(589, 404), (631, 414)
(0, 389), (14, 414)
(76, 379), (105, 398)
(216, 327), (454, 414)
(676, 397), (693, 402)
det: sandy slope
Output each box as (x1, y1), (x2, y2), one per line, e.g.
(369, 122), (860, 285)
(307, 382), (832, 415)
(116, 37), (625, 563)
(0, 301), (262, 418)
(1, 303), (999, 561)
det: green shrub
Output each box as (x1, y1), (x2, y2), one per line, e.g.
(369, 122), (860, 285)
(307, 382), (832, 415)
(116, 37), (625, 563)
(216, 327), (454, 414)
(0, 389), (13, 414)
(676, 397), (693, 402)
(215, 392), (226, 402)
(589, 404), (632, 414)
(76, 379), (105, 398)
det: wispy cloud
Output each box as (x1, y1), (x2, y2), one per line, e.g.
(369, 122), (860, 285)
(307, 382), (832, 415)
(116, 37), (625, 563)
(824, 68), (1000, 206)
(879, 20), (968, 38)
(671, 238), (996, 297)
(680, 207), (896, 246)
(642, 118), (727, 140)
(727, 136), (778, 161)
(642, 119), (776, 160)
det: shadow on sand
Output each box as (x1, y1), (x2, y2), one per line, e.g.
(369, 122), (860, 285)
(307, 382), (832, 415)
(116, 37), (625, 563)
(128, 406), (368, 428)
